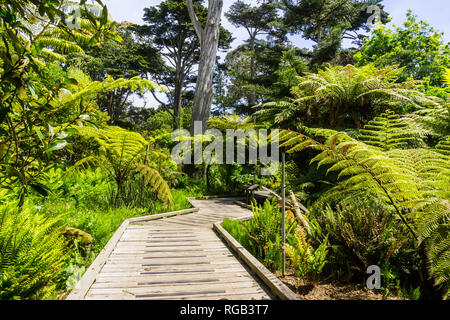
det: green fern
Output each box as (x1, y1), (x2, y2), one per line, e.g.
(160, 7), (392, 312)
(256, 64), (444, 129)
(359, 110), (419, 150)
(0, 202), (66, 300)
(272, 127), (450, 297)
(418, 200), (450, 299)
(444, 68), (450, 87)
(209, 114), (258, 130)
(435, 137), (450, 156)
(73, 126), (174, 209)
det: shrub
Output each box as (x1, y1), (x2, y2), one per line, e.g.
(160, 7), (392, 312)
(311, 197), (411, 281)
(0, 202), (66, 300)
(241, 201), (297, 263)
(223, 200), (329, 275)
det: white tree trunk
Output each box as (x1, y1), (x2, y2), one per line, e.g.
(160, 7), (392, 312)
(187, 0), (223, 134)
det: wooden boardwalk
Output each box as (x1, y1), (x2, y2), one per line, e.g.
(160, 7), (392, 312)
(67, 198), (275, 300)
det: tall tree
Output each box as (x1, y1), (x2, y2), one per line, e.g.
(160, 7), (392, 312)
(223, 41), (298, 115)
(68, 22), (165, 125)
(225, 0), (285, 106)
(280, 0), (389, 65)
(136, 0), (231, 129)
(186, 0), (224, 134)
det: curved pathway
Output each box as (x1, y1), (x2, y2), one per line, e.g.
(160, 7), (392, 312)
(67, 197), (275, 300)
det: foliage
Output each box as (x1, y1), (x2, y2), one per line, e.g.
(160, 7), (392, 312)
(273, 49), (309, 98)
(358, 110), (422, 150)
(223, 200), (329, 276)
(67, 22), (165, 125)
(257, 64), (442, 129)
(208, 113), (258, 131)
(285, 226), (328, 279)
(417, 200), (450, 299)
(73, 126), (174, 209)
(223, 201), (295, 270)
(310, 198), (410, 279)
(224, 0), (286, 110)
(273, 127), (450, 295)
(0, 202), (66, 300)
(223, 41), (293, 115)
(435, 137), (450, 156)
(411, 98), (450, 141)
(355, 10), (450, 86)
(280, 0), (389, 65)
(0, 1), (162, 207)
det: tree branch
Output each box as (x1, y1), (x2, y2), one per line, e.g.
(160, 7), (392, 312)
(186, 0), (203, 42)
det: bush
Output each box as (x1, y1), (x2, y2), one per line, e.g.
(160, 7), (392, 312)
(0, 202), (66, 300)
(223, 200), (329, 275)
(310, 197), (411, 281)
(242, 201), (297, 264)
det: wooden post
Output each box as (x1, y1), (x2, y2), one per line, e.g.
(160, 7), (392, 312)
(281, 151), (286, 277)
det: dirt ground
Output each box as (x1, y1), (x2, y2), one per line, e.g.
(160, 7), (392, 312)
(275, 271), (403, 300)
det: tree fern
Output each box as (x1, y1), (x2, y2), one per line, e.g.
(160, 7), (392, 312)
(444, 68), (450, 87)
(209, 114), (258, 131)
(257, 64), (445, 129)
(134, 164), (174, 209)
(272, 127), (450, 297)
(417, 200), (450, 299)
(73, 126), (174, 209)
(35, 37), (84, 55)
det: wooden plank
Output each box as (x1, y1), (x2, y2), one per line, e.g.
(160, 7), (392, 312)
(96, 267), (246, 277)
(95, 271), (254, 283)
(127, 208), (199, 223)
(106, 255), (236, 264)
(87, 281), (264, 296)
(85, 287), (268, 300)
(109, 248), (232, 256)
(95, 272), (253, 282)
(90, 278), (259, 290)
(100, 262), (244, 272)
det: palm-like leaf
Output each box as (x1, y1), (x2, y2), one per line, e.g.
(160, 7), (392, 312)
(258, 64), (445, 129)
(271, 127), (450, 295)
(74, 127), (173, 209)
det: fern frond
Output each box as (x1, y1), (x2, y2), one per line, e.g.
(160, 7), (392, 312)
(435, 137), (450, 156)
(35, 37), (84, 55)
(134, 164), (174, 209)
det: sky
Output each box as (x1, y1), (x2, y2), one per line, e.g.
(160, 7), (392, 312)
(101, 0), (450, 107)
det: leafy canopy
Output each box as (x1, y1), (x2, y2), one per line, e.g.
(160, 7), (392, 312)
(256, 64), (443, 129)
(355, 10), (450, 86)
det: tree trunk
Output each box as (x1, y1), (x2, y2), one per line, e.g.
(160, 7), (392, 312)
(187, 0), (223, 135)
(173, 69), (183, 129)
(351, 110), (362, 129)
(248, 34), (257, 107)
